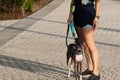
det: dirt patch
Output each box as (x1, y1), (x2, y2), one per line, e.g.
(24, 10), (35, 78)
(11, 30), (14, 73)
(0, 0), (53, 20)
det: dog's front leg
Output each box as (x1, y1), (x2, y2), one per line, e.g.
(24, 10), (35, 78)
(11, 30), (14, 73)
(80, 61), (82, 80)
(80, 61), (82, 74)
(74, 61), (78, 80)
(68, 58), (72, 78)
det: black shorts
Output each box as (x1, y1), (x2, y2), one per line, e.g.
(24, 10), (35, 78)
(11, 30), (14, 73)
(73, 3), (95, 28)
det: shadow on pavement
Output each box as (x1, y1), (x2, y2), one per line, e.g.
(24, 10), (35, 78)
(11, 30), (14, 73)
(0, 24), (120, 48)
(26, 17), (120, 33)
(0, 54), (88, 80)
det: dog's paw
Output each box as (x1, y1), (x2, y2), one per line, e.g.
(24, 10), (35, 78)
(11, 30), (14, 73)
(68, 75), (71, 78)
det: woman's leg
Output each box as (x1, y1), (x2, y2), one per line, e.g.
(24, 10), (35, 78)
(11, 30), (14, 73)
(83, 43), (93, 71)
(75, 27), (93, 72)
(82, 27), (99, 75)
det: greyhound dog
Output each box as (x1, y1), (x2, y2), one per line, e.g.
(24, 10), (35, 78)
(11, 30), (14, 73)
(67, 38), (84, 80)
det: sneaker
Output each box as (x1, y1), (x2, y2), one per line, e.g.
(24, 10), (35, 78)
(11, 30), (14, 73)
(82, 69), (93, 75)
(88, 73), (101, 80)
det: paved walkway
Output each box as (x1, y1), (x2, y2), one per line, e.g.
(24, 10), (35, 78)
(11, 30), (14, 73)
(0, 0), (120, 80)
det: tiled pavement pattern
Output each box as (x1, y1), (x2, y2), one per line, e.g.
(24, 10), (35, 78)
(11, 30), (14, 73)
(0, 20), (18, 31)
(0, 0), (120, 80)
(0, 0), (64, 47)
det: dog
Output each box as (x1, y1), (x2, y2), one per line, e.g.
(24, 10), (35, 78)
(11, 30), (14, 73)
(67, 38), (84, 80)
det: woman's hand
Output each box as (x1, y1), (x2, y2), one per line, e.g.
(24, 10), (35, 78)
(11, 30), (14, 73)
(93, 17), (99, 31)
(67, 13), (73, 24)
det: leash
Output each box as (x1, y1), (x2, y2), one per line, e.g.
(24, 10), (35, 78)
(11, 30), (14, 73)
(66, 21), (76, 47)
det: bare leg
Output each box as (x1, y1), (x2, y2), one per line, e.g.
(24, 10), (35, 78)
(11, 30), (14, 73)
(82, 28), (99, 75)
(75, 27), (93, 71)
(83, 43), (93, 71)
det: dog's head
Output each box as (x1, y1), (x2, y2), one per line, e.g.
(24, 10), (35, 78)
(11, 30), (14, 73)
(67, 38), (83, 55)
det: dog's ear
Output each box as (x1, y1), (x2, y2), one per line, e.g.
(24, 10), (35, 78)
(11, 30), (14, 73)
(75, 38), (82, 45)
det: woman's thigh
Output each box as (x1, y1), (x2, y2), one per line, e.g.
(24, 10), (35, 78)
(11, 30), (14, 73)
(75, 27), (83, 39)
(75, 27), (96, 50)
(82, 28), (96, 51)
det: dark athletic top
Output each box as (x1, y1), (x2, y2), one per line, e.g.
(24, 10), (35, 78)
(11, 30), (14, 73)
(73, 0), (95, 27)
(74, 0), (94, 5)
